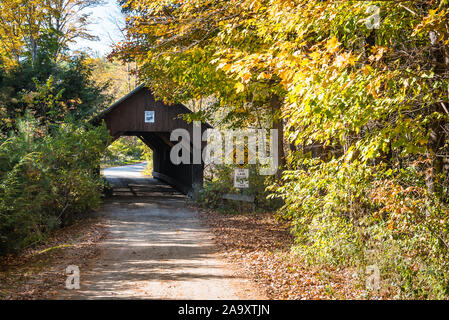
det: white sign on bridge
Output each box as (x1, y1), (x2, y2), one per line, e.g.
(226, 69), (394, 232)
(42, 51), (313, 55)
(234, 168), (249, 188)
(144, 110), (155, 123)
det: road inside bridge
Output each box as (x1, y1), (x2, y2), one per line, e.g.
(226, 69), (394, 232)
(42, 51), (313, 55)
(61, 163), (264, 299)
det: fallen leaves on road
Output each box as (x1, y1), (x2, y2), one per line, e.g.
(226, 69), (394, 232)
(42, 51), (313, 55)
(198, 210), (363, 299)
(0, 205), (363, 300)
(0, 217), (107, 300)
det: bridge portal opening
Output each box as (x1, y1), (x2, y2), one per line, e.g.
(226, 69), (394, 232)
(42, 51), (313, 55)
(101, 136), (153, 174)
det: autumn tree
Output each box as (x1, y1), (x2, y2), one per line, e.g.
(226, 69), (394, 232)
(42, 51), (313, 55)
(0, 0), (103, 67)
(112, 0), (288, 168)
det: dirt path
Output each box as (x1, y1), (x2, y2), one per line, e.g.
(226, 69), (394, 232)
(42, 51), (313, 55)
(59, 163), (264, 299)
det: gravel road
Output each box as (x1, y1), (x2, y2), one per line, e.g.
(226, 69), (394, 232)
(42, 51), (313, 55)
(60, 163), (264, 299)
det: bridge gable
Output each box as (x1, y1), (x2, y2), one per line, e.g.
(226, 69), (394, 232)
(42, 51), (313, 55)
(100, 85), (198, 139)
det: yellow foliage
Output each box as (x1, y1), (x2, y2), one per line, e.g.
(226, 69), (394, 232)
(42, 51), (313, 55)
(235, 82), (245, 93)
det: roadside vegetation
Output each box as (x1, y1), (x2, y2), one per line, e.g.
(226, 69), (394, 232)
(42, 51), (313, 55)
(0, 0), (117, 255)
(0, 116), (109, 254)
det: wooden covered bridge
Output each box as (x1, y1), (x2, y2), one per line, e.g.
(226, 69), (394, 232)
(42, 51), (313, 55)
(94, 84), (210, 195)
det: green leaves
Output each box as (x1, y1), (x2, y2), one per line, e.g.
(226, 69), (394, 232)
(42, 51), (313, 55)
(0, 116), (110, 254)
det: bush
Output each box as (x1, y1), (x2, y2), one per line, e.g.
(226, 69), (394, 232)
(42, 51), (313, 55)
(197, 164), (282, 213)
(273, 158), (449, 299)
(0, 115), (110, 254)
(101, 136), (151, 168)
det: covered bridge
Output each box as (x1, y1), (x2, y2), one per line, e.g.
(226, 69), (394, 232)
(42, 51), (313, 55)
(94, 84), (210, 195)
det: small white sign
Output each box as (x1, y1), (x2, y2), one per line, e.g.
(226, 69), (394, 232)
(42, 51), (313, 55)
(234, 168), (249, 188)
(145, 110), (155, 123)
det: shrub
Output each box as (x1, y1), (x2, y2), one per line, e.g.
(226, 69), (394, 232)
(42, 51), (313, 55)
(273, 158), (449, 299)
(197, 164), (282, 213)
(0, 116), (110, 254)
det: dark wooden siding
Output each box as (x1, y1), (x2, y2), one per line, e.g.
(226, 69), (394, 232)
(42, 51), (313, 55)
(103, 87), (201, 138)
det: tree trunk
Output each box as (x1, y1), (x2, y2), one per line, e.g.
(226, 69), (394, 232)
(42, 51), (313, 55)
(270, 94), (286, 176)
(135, 61), (138, 88)
(426, 30), (448, 195)
(31, 37), (37, 66)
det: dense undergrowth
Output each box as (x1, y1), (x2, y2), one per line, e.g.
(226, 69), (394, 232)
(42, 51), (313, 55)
(197, 164), (282, 213)
(0, 116), (110, 254)
(199, 159), (449, 299)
